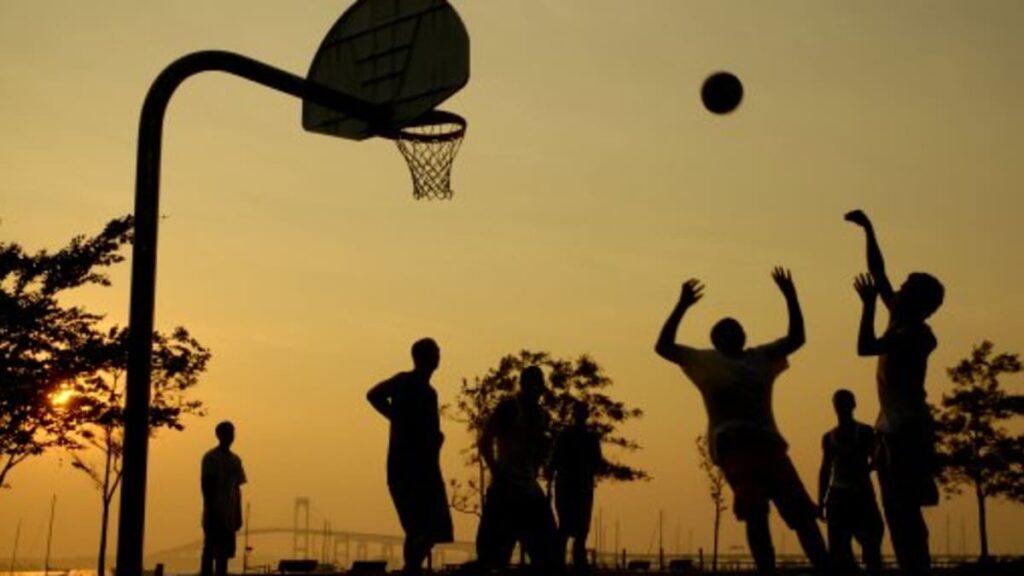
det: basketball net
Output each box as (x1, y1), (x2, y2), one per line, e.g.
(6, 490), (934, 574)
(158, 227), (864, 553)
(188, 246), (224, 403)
(391, 110), (466, 200)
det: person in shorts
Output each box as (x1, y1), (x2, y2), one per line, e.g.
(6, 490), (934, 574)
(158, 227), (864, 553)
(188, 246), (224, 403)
(551, 400), (604, 572)
(847, 209), (944, 576)
(655, 269), (828, 575)
(368, 338), (454, 575)
(474, 365), (562, 575)
(818, 389), (883, 576)
(201, 421), (246, 576)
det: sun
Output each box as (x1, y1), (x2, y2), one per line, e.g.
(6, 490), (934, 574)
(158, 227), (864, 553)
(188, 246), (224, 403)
(50, 386), (75, 407)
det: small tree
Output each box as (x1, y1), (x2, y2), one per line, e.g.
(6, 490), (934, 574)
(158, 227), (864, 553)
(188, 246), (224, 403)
(0, 216), (133, 488)
(934, 340), (1024, 561)
(696, 435), (726, 572)
(446, 350), (647, 515)
(60, 325), (209, 576)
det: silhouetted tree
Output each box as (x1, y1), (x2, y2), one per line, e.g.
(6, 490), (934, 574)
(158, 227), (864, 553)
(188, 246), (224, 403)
(446, 350), (647, 515)
(0, 216), (132, 489)
(934, 341), (1024, 561)
(0, 216), (211, 576)
(696, 434), (726, 572)
(60, 325), (209, 576)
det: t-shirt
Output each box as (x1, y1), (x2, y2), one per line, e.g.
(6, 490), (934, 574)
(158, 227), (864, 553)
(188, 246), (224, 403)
(823, 422), (875, 495)
(374, 371), (444, 477)
(488, 396), (549, 490)
(552, 426), (602, 490)
(676, 340), (791, 462)
(876, 322), (936, 434)
(201, 447), (246, 532)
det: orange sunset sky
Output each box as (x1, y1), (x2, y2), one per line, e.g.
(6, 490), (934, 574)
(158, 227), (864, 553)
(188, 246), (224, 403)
(2, 0), (1023, 565)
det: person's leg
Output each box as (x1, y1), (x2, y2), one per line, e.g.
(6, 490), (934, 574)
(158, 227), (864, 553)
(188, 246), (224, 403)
(769, 451), (828, 574)
(858, 527), (884, 576)
(572, 532), (590, 570)
(720, 446), (774, 575)
(556, 492), (590, 572)
(878, 434), (931, 576)
(792, 516), (828, 574)
(213, 555), (228, 576)
(476, 482), (517, 570)
(519, 487), (562, 575)
(826, 508), (856, 575)
(402, 536), (431, 575)
(853, 498), (885, 576)
(745, 513), (776, 576)
(882, 497), (930, 576)
(555, 529), (570, 572)
(199, 542), (213, 576)
(554, 500), (571, 571)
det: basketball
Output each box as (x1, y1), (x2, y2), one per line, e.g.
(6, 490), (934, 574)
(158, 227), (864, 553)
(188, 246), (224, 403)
(701, 71), (743, 114)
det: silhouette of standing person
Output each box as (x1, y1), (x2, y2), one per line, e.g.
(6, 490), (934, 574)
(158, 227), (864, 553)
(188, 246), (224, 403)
(475, 365), (561, 574)
(368, 338), (454, 575)
(818, 389), (883, 576)
(551, 401), (603, 572)
(847, 209), (944, 576)
(201, 421), (246, 576)
(655, 269), (828, 576)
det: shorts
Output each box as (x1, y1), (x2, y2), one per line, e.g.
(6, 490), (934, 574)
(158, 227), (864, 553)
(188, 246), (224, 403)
(203, 526), (237, 559)
(476, 478), (559, 569)
(825, 488), (884, 547)
(876, 431), (939, 507)
(388, 461), (454, 545)
(718, 444), (817, 527)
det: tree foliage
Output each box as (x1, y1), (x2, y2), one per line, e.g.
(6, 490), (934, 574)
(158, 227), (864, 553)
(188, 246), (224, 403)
(61, 325), (209, 576)
(934, 340), (1023, 558)
(1, 215), (211, 573)
(0, 216), (133, 488)
(446, 349), (647, 515)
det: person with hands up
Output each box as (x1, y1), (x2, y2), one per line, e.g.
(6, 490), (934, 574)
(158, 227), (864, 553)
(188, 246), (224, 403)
(656, 269), (828, 576)
(847, 210), (944, 576)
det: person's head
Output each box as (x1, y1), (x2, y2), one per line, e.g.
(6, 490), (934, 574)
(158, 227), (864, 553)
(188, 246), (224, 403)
(893, 272), (944, 323)
(832, 389), (856, 421)
(519, 365), (547, 404)
(215, 421), (235, 448)
(711, 317), (746, 357)
(411, 337), (440, 373)
(572, 400), (590, 426)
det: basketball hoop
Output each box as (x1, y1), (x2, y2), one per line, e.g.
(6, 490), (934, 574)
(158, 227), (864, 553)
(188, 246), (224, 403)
(389, 110), (466, 200)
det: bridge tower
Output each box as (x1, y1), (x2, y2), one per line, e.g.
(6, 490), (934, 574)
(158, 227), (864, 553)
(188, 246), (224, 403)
(293, 497), (311, 559)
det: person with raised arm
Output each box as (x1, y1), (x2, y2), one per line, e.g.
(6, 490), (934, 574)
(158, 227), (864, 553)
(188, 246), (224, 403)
(847, 210), (944, 576)
(655, 269), (828, 576)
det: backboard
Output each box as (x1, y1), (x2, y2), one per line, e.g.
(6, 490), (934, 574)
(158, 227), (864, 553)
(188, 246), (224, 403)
(303, 0), (470, 141)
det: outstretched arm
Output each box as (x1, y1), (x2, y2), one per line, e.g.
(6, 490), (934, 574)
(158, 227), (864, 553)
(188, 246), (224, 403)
(771, 267), (805, 355)
(845, 210), (894, 308)
(366, 378), (395, 419)
(854, 274), (884, 356)
(655, 279), (704, 365)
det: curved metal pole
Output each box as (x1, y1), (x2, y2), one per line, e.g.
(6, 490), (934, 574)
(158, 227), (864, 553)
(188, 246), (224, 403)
(117, 50), (383, 576)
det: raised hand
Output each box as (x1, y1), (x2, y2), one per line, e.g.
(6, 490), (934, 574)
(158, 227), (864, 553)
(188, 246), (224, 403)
(854, 273), (877, 304)
(771, 267), (797, 298)
(679, 278), (704, 307)
(844, 209), (872, 229)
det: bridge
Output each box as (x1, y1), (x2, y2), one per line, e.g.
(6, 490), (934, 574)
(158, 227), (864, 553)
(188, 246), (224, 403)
(147, 526), (476, 571)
